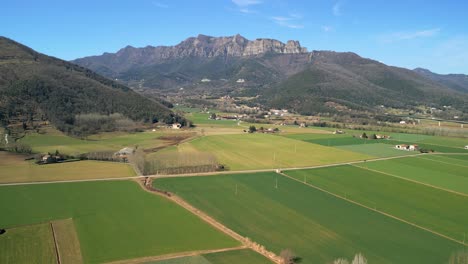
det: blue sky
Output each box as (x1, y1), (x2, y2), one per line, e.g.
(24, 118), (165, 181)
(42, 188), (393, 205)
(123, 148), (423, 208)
(2, 0), (467, 74)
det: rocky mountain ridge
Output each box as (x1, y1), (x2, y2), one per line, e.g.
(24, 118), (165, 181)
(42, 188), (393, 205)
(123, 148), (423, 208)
(73, 34), (307, 73)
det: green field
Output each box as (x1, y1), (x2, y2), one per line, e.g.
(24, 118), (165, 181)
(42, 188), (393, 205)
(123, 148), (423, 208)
(154, 172), (463, 264)
(418, 136), (468, 148)
(19, 129), (177, 155)
(0, 151), (135, 183)
(0, 181), (238, 263)
(353, 155), (468, 195)
(285, 165), (468, 241)
(186, 112), (240, 127)
(0, 223), (57, 264)
(337, 143), (418, 157)
(285, 133), (468, 153)
(184, 134), (371, 170)
(149, 249), (272, 264)
(284, 131), (432, 143)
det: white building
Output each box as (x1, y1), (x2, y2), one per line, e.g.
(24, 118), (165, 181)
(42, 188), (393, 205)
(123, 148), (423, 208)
(201, 78), (211, 82)
(236, 78), (245, 83)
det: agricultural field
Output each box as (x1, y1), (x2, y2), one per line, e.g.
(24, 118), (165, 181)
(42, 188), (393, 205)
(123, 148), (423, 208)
(148, 249), (272, 264)
(0, 223), (57, 264)
(185, 112), (241, 128)
(353, 155), (468, 195)
(154, 172), (464, 264)
(285, 164), (468, 241)
(183, 133), (371, 170)
(0, 180), (238, 263)
(285, 132), (468, 155)
(336, 143), (418, 157)
(19, 127), (191, 155)
(51, 219), (83, 264)
(0, 151), (135, 183)
(417, 136), (468, 148)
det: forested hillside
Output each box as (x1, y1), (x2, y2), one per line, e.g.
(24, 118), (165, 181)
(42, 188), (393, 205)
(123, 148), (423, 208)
(0, 37), (183, 136)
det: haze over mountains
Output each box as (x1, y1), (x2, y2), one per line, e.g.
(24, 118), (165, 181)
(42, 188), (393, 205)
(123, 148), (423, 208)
(73, 34), (468, 115)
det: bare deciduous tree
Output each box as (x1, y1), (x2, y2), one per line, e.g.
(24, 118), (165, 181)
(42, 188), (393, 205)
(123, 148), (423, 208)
(280, 249), (301, 264)
(333, 258), (349, 264)
(332, 253), (367, 264)
(448, 250), (468, 264)
(351, 253), (367, 264)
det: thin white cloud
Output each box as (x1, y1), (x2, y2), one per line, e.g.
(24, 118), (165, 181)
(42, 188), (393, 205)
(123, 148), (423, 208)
(380, 28), (441, 42)
(232, 0), (261, 14)
(239, 8), (259, 14)
(333, 1), (343, 16)
(232, 0), (262, 7)
(322, 25), (334, 32)
(152, 1), (168, 8)
(271, 14), (304, 29)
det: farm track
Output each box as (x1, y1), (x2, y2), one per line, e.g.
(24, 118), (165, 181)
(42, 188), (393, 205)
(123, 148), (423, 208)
(352, 164), (468, 197)
(278, 172), (468, 246)
(1, 152), (465, 187)
(136, 178), (282, 264)
(105, 246), (247, 264)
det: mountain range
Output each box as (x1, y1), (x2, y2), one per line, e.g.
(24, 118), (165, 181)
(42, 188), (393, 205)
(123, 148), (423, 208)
(0, 37), (180, 136)
(72, 34), (468, 116)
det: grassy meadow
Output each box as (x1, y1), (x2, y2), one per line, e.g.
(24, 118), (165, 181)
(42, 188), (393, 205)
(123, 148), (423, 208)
(0, 223), (57, 264)
(285, 164), (468, 241)
(0, 180), (238, 263)
(183, 133), (371, 170)
(154, 172), (463, 264)
(0, 151), (135, 183)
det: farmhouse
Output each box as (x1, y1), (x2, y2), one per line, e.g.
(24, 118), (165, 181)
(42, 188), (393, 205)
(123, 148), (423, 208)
(115, 147), (134, 158)
(42, 154), (51, 162)
(465, 145), (468, 150)
(299, 122), (307, 128)
(172, 123), (182, 129)
(333, 130), (344, 134)
(375, 134), (390, 139)
(395, 144), (419, 151)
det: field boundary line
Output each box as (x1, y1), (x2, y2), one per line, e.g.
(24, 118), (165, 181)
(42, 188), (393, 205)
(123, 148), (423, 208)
(105, 246), (247, 264)
(50, 222), (61, 264)
(137, 178), (283, 264)
(0, 152), (463, 187)
(278, 172), (467, 246)
(0, 176), (142, 186)
(351, 164), (468, 198)
(415, 156), (468, 168)
(147, 152), (427, 179)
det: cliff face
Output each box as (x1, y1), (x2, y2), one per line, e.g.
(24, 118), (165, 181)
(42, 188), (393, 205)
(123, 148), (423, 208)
(72, 34), (307, 73)
(120, 34), (307, 58)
